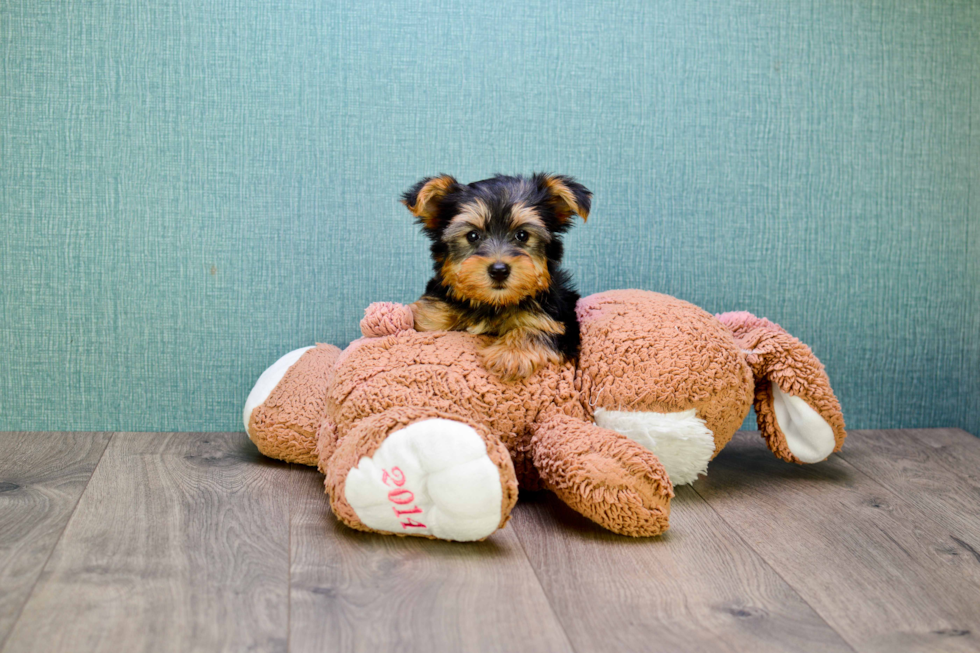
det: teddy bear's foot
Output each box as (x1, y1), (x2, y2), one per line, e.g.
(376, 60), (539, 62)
(243, 347), (313, 431)
(243, 343), (341, 465)
(341, 418), (513, 541)
(763, 384), (837, 463)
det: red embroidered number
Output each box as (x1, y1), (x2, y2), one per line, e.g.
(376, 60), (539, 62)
(387, 489), (414, 505)
(380, 466), (427, 529)
(381, 467), (405, 487)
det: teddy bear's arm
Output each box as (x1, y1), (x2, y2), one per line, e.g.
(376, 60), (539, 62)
(530, 407), (674, 537)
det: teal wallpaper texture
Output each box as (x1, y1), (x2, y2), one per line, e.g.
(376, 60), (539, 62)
(2, 1), (978, 434)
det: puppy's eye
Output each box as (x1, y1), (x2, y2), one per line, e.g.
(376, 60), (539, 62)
(466, 230), (481, 244)
(515, 230), (529, 243)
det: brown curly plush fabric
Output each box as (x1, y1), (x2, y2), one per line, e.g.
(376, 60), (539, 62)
(359, 301), (415, 338)
(247, 343), (341, 465)
(324, 406), (519, 539)
(327, 328), (574, 491)
(532, 406), (673, 536)
(245, 290), (846, 539)
(715, 311), (847, 463)
(576, 291), (755, 457)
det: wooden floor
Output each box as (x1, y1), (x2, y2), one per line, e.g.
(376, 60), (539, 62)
(1, 429), (979, 653)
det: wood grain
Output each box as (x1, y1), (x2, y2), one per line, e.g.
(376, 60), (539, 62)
(3, 429), (979, 652)
(693, 430), (980, 653)
(901, 428), (980, 489)
(289, 465), (573, 653)
(1, 432), (291, 653)
(510, 486), (854, 653)
(0, 432), (111, 649)
(836, 429), (980, 549)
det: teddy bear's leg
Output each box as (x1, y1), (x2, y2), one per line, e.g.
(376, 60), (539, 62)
(243, 343), (341, 466)
(716, 311), (846, 464)
(326, 408), (518, 542)
(531, 409), (674, 537)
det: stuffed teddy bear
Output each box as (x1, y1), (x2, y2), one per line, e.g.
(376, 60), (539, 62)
(243, 289), (845, 541)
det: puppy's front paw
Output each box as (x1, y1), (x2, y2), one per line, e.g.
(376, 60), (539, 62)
(480, 339), (560, 382)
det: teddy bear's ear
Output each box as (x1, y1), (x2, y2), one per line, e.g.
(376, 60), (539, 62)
(535, 173), (592, 224)
(401, 175), (459, 231)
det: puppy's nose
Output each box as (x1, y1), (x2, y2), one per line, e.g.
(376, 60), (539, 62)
(488, 262), (511, 282)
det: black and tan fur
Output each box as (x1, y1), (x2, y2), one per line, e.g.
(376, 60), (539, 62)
(402, 173), (591, 381)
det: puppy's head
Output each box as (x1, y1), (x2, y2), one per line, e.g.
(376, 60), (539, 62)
(401, 173), (591, 307)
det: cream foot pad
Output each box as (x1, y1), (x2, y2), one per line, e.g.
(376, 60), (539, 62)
(772, 385), (836, 463)
(344, 418), (504, 541)
(594, 407), (715, 485)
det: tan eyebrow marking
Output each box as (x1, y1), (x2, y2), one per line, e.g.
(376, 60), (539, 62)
(508, 202), (546, 230)
(444, 199), (491, 238)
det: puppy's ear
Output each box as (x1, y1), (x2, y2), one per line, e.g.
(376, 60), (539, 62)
(401, 175), (459, 230)
(536, 173), (592, 224)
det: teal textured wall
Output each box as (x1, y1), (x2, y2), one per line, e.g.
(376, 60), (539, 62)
(2, 1), (978, 434)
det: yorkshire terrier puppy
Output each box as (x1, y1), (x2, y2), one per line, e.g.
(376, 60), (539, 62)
(402, 172), (591, 381)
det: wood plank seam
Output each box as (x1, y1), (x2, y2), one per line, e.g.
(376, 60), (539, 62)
(692, 435), (980, 652)
(0, 432), (115, 653)
(884, 429), (980, 488)
(509, 518), (582, 653)
(509, 487), (857, 653)
(682, 483), (858, 653)
(833, 451), (978, 551)
(834, 430), (980, 565)
(3, 432), (293, 652)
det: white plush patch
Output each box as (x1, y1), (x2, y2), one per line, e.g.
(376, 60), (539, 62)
(344, 418), (503, 542)
(772, 384), (836, 463)
(242, 346), (313, 432)
(594, 408), (715, 485)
